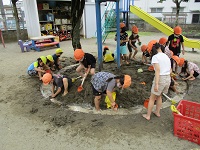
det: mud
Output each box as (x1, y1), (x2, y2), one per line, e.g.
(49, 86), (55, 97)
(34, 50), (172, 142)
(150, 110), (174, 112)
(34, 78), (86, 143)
(48, 58), (155, 109)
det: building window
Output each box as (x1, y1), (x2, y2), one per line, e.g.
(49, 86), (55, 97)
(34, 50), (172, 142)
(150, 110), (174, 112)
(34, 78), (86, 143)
(172, 7), (184, 12)
(151, 8), (163, 13)
(195, 0), (200, 2)
(192, 14), (200, 23)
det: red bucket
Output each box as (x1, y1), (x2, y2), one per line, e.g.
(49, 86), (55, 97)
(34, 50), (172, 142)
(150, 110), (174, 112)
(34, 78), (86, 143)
(144, 99), (149, 108)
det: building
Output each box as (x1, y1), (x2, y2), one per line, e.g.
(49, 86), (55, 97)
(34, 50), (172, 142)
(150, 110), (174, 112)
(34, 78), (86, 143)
(131, 0), (200, 24)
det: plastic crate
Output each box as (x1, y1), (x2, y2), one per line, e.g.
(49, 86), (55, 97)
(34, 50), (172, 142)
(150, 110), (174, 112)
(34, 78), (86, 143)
(173, 100), (200, 144)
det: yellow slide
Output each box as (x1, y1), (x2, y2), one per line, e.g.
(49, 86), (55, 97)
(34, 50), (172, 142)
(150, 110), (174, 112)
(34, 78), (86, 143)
(130, 5), (200, 49)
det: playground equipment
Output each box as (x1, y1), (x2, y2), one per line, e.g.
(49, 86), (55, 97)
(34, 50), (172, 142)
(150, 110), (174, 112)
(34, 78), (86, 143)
(130, 5), (200, 50)
(95, 0), (121, 70)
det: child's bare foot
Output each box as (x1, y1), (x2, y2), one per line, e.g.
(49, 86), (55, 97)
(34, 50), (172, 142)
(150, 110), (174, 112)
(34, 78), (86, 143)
(142, 114), (150, 120)
(189, 77), (195, 80)
(153, 112), (160, 117)
(62, 91), (68, 96)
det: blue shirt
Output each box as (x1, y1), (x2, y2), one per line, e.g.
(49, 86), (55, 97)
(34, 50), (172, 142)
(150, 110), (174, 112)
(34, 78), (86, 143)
(27, 61), (38, 71)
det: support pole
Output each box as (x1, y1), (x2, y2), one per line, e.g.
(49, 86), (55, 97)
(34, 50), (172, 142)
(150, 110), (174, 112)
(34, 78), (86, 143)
(95, 0), (103, 71)
(116, 0), (120, 69)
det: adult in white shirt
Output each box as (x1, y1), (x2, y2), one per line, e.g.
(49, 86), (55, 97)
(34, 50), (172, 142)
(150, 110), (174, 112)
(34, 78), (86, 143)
(143, 43), (171, 120)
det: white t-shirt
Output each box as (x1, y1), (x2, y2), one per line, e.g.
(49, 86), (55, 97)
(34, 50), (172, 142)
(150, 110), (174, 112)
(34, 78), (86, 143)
(151, 52), (171, 75)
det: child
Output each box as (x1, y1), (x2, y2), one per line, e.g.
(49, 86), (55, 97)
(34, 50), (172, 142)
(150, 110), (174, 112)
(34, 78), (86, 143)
(178, 58), (200, 81)
(103, 46), (114, 63)
(143, 43), (171, 120)
(46, 55), (55, 71)
(42, 73), (72, 97)
(167, 26), (185, 56)
(74, 49), (96, 79)
(171, 55), (180, 73)
(141, 44), (149, 64)
(27, 56), (48, 80)
(52, 48), (63, 70)
(127, 25), (141, 60)
(170, 73), (179, 94)
(114, 22), (129, 65)
(91, 72), (131, 111)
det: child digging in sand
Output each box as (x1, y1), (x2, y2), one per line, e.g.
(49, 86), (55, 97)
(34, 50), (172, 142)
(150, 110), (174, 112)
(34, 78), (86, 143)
(42, 73), (72, 98)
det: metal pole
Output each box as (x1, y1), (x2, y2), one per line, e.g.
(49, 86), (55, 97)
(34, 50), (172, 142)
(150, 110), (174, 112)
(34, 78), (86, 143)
(116, 0), (120, 69)
(95, 0), (103, 71)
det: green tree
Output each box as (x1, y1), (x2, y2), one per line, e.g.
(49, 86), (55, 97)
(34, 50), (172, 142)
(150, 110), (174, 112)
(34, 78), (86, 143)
(158, 0), (189, 26)
(71, 0), (85, 50)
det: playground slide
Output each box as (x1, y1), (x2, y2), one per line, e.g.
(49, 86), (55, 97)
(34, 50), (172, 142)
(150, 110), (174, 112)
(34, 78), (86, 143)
(130, 5), (200, 49)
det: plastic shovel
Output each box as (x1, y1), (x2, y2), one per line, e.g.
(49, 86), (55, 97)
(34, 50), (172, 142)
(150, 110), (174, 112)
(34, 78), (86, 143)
(72, 76), (81, 82)
(77, 77), (85, 92)
(171, 105), (183, 115)
(162, 93), (176, 105)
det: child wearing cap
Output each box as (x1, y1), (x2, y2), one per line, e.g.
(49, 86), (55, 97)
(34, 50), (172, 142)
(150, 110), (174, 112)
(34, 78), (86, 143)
(143, 43), (171, 120)
(178, 58), (200, 81)
(27, 56), (49, 80)
(74, 49), (96, 79)
(127, 25), (141, 60)
(114, 22), (129, 65)
(52, 48), (63, 70)
(46, 55), (55, 71)
(103, 46), (114, 63)
(42, 73), (72, 97)
(167, 26), (185, 56)
(91, 72), (131, 111)
(141, 44), (150, 64)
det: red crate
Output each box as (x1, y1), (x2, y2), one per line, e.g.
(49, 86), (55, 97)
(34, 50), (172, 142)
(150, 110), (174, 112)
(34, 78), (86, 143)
(173, 100), (200, 145)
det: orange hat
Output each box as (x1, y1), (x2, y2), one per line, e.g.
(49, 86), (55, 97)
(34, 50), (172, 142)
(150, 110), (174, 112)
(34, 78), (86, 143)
(179, 58), (185, 67)
(174, 26), (182, 35)
(170, 51), (174, 56)
(159, 37), (167, 45)
(147, 40), (157, 53)
(148, 65), (154, 71)
(104, 46), (109, 50)
(120, 22), (125, 28)
(172, 55), (180, 64)
(42, 73), (52, 85)
(74, 49), (85, 61)
(123, 75), (131, 89)
(141, 44), (148, 52)
(132, 26), (138, 34)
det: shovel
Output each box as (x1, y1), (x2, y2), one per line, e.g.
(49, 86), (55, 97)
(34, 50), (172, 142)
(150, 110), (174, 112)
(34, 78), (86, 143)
(171, 105), (183, 115)
(72, 76), (81, 82)
(77, 77), (86, 92)
(162, 93), (176, 104)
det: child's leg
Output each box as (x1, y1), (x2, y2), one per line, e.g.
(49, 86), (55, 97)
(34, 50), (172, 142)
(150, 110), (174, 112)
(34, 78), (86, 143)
(62, 78), (69, 96)
(76, 64), (85, 77)
(94, 95), (101, 111)
(143, 93), (157, 120)
(129, 52), (132, 60)
(132, 47), (138, 59)
(154, 95), (162, 117)
(124, 54), (129, 64)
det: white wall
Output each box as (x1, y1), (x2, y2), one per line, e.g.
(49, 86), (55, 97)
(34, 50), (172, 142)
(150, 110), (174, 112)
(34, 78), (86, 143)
(83, 2), (105, 38)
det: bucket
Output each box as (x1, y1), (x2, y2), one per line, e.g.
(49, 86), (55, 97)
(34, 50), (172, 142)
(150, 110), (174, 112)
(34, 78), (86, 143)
(144, 99), (149, 108)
